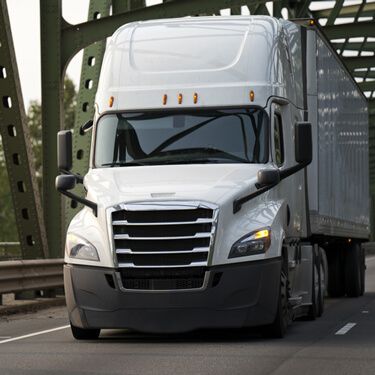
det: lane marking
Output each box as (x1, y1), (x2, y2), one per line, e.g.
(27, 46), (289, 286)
(0, 325), (70, 345)
(362, 310), (369, 314)
(335, 323), (357, 335)
(0, 336), (11, 339)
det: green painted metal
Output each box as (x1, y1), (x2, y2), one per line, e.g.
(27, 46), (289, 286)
(65, 0), (111, 226)
(332, 42), (375, 53)
(60, 0), (279, 67)
(370, 100), (375, 115)
(0, 0), (48, 259)
(359, 81), (375, 92)
(324, 21), (375, 39)
(40, 0), (63, 257)
(326, 0), (344, 26)
(344, 56), (375, 70)
(354, 71), (375, 80)
(313, 2), (375, 19)
(295, 0), (312, 18)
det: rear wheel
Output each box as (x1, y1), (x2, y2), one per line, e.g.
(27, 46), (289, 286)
(327, 246), (345, 298)
(70, 322), (100, 340)
(345, 242), (362, 298)
(317, 249), (325, 317)
(360, 244), (366, 296)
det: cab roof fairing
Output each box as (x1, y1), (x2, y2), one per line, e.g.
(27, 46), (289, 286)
(95, 16), (300, 113)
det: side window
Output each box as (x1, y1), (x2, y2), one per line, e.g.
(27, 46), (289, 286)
(274, 113), (284, 167)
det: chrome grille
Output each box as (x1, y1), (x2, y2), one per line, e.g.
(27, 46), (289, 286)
(111, 202), (218, 270)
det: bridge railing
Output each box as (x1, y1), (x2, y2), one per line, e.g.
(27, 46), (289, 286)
(0, 258), (64, 299)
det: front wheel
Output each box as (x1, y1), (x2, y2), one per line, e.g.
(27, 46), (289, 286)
(264, 265), (289, 338)
(70, 322), (100, 340)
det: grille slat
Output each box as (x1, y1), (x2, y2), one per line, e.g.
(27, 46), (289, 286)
(113, 233), (211, 240)
(112, 202), (217, 290)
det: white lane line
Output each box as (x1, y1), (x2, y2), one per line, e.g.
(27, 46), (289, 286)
(0, 336), (11, 339)
(0, 325), (70, 344)
(335, 323), (357, 335)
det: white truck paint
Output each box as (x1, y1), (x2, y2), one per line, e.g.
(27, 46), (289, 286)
(57, 16), (369, 339)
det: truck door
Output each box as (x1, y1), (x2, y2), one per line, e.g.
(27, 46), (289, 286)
(270, 102), (307, 239)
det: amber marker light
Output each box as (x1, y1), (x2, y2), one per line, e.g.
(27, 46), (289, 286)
(163, 94), (168, 105)
(309, 19), (315, 26)
(249, 90), (255, 102)
(254, 229), (270, 240)
(178, 93), (183, 104)
(193, 92), (198, 104)
(109, 96), (114, 107)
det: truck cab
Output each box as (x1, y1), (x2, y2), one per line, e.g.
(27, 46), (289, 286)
(57, 16), (368, 339)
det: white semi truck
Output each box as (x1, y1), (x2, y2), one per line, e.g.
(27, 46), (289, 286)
(56, 16), (369, 339)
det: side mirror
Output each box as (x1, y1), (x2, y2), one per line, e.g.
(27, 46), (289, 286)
(57, 130), (72, 171)
(80, 120), (93, 135)
(56, 174), (76, 191)
(257, 169), (280, 188)
(295, 122), (312, 165)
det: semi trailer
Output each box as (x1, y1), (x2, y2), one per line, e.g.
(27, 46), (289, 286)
(56, 16), (369, 339)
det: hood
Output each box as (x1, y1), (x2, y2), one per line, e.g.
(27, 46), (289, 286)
(84, 164), (265, 209)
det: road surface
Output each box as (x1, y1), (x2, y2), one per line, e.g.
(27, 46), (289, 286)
(1, 257), (375, 375)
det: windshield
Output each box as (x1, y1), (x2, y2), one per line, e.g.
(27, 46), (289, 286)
(94, 108), (268, 167)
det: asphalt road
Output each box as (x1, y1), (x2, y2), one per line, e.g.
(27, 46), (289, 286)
(1, 258), (375, 375)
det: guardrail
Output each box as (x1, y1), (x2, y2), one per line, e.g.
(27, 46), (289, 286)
(0, 242), (22, 261)
(0, 259), (64, 295)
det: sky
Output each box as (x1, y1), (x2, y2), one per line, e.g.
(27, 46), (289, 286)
(6, 0), (364, 109)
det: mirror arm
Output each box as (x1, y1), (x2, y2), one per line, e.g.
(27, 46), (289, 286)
(233, 182), (278, 214)
(59, 169), (84, 184)
(233, 160), (312, 214)
(279, 160), (310, 180)
(57, 188), (97, 216)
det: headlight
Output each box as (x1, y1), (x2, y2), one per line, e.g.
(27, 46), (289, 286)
(229, 228), (271, 259)
(66, 233), (100, 261)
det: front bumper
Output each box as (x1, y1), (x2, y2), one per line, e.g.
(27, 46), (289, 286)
(64, 258), (282, 333)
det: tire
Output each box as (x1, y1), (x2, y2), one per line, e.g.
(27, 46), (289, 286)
(70, 322), (100, 340)
(317, 247), (325, 317)
(307, 246), (320, 320)
(360, 244), (366, 296)
(265, 262), (289, 338)
(327, 247), (345, 298)
(345, 242), (361, 298)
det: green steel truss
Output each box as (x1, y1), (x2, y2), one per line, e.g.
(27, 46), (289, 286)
(0, 0), (48, 258)
(0, 0), (374, 258)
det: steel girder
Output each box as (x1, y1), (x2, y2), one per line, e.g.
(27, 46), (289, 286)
(314, 2), (375, 19)
(324, 21), (375, 39)
(0, 0), (48, 258)
(64, 0), (112, 227)
(39, 0), (277, 256)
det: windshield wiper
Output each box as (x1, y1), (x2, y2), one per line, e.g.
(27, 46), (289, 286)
(101, 161), (146, 167)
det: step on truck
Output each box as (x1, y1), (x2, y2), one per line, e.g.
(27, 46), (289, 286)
(56, 16), (369, 339)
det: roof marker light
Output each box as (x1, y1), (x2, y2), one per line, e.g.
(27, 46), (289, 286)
(163, 94), (168, 105)
(249, 90), (255, 102)
(193, 93), (198, 104)
(178, 93), (183, 105)
(309, 19), (315, 26)
(109, 96), (114, 108)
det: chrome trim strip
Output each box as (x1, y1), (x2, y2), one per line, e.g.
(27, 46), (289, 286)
(117, 261), (208, 268)
(112, 218), (213, 226)
(113, 233), (211, 240)
(116, 248), (209, 255)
